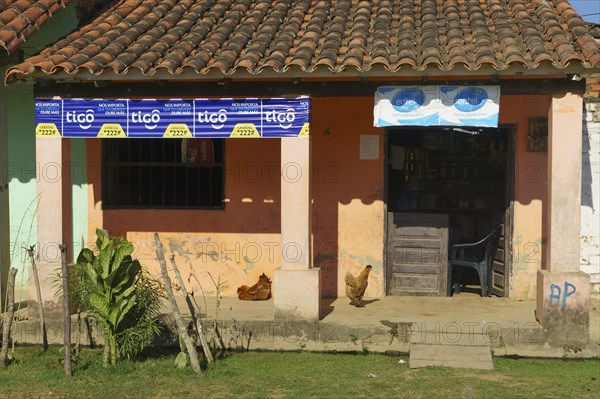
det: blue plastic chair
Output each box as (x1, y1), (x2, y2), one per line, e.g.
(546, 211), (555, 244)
(447, 226), (501, 297)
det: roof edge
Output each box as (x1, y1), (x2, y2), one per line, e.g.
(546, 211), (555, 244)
(5, 61), (596, 85)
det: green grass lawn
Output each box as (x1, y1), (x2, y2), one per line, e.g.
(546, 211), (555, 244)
(0, 347), (598, 399)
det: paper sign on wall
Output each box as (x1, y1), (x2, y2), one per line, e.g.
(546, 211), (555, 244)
(360, 135), (380, 160)
(35, 97), (310, 138)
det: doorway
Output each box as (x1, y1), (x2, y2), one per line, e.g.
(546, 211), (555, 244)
(384, 126), (515, 297)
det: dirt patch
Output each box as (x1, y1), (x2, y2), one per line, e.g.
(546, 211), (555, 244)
(475, 373), (511, 382)
(454, 369), (518, 384)
(403, 370), (416, 380)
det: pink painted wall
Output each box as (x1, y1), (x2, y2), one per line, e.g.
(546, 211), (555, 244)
(500, 95), (550, 299)
(87, 138), (283, 296)
(84, 93), (552, 300)
(310, 98), (385, 298)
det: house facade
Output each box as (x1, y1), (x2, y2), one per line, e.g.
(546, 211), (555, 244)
(582, 23), (600, 298)
(3, 0), (600, 341)
(1, 0), (83, 310)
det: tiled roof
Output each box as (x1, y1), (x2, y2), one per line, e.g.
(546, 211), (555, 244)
(588, 23), (600, 39)
(6, 0), (600, 81)
(0, 0), (72, 55)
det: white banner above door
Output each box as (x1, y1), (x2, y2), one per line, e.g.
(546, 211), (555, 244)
(374, 86), (500, 128)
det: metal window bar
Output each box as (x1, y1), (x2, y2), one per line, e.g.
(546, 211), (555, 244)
(186, 163), (190, 207)
(161, 140), (165, 206)
(102, 139), (224, 209)
(150, 139), (154, 206)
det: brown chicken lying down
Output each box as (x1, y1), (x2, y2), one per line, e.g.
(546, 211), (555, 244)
(345, 265), (372, 307)
(237, 273), (272, 300)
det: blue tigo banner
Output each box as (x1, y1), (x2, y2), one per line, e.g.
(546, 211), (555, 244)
(374, 86), (500, 128)
(35, 97), (310, 138)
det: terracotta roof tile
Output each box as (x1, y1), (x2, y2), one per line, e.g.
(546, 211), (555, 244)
(1, 0), (73, 54)
(6, 0), (600, 81)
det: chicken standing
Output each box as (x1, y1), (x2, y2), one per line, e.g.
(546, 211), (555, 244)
(345, 265), (372, 307)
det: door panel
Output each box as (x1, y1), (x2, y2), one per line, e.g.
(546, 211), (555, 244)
(387, 213), (449, 296)
(491, 126), (515, 297)
(491, 222), (509, 296)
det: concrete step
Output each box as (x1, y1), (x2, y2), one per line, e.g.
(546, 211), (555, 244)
(409, 332), (494, 370)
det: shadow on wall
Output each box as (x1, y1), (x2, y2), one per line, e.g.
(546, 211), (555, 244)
(74, 93), (589, 300)
(83, 97), (385, 299)
(582, 102), (597, 210)
(502, 92), (589, 299)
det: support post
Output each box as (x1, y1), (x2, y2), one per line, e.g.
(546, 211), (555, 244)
(0, 65), (9, 312)
(274, 137), (320, 321)
(537, 92), (590, 345)
(30, 137), (72, 317)
(0, 268), (17, 366)
(60, 245), (72, 377)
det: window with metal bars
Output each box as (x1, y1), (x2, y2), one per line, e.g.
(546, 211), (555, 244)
(102, 138), (225, 209)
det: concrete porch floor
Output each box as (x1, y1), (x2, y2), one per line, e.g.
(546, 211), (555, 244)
(173, 291), (600, 357)
(12, 292), (599, 358)
(187, 293), (538, 326)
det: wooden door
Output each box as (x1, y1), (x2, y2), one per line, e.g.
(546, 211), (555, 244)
(491, 126), (515, 297)
(491, 223), (508, 296)
(386, 213), (449, 296)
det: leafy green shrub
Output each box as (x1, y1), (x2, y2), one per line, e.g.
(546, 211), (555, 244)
(75, 229), (163, 366)
(115, 274), (163, 359)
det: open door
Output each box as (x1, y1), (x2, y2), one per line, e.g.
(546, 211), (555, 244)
(491, 126), (515, 297)
(384, 126), (514, 297)
(491, 223), (508, 296)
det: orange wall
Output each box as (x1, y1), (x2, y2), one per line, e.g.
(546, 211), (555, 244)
(311, 97), (385, 298)
(499, 95), (550, 299)
(87, 138), (283, 296)
(85, 94), (550, 300)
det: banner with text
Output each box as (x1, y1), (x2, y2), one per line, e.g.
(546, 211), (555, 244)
(374, 86), (500, 128)
(35, 97), (310, 138)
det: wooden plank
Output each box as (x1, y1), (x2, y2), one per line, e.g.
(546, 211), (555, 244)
(393, 226), (442, 239)
(498, 236), (504, 247)
(393, 248), (443, 265)
(392, 274), (439, 291)
(492, 259), (504, 272)
(393, 263), (442, 274)
(393, 239), (442, 249)
(494, 247), (505, 261)
(492, 270), (505, 288)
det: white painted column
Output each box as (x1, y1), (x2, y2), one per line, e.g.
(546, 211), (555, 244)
(31, 136), (68, 315)
(537, 92), (590, 345)
(274, 137), (320, 321)
(546, 93), (583, 274)
(0, 66), (9, 311)
(280, 138), (311, 270)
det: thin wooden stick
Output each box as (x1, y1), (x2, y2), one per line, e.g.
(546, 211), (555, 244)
(154, 234), (201, 374)
(169, 254), (214, 365)
(206, 272), (227, 356)
(75, 313), (81, 357)
(76, 236), (84, 357)
(26, 245), (47, 351)
(0, 268), (17, 367)
(59, 245), (72, 377)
